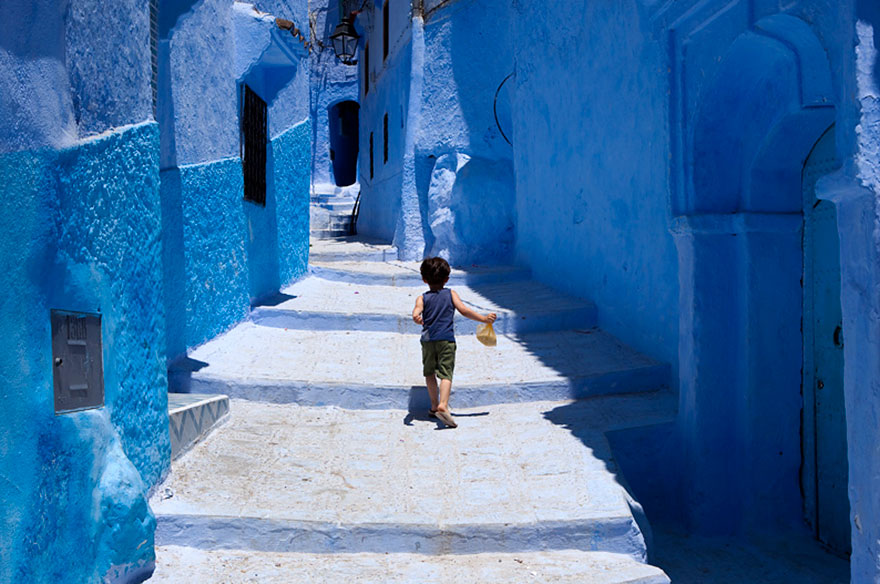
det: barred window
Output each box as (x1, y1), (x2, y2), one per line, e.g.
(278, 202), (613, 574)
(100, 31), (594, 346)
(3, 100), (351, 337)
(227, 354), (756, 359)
(383, 1), (389, 60)
(383, 113), (389, 163)
(242, 85), (267, 206)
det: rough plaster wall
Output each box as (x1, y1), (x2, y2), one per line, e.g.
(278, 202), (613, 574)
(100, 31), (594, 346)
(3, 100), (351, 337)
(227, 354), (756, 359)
(416, 1), (515, 264)
(0, 0), (152, 153)
(1, 2), (166, 578)
(511, 0), (677, 369)
(841, 10), (880, 583)
(64, 0), (153, 136)
(0, 1), (76, 152)
(274, 119), (312, 284)
(426, 153), (515, 264)
(358, 0), (516, 262)
(160, 0), (311, 358)
(0, 123), (165, 584)
(161, 123), (310, 358)
(178, 158), (250, 350)
(164, 0), (238, 166)
(419, 2), (513, 159)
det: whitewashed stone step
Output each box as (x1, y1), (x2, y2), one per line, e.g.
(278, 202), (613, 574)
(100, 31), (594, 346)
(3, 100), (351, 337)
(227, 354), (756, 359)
(251, 276), (597, 334)
(320, 201), (355, 212)
(151, 399), (675, 561)
(168, 325), (669, 408)
(150, 547), (670, 583)
(310, 260), (531, 287)
(310, 228), (352, 239)
(312, 192), (356, 204)
(308, 236), (398, 262)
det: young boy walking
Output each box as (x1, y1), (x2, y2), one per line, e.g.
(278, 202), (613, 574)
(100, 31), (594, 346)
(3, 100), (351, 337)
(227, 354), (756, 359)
(412, 257), (496, 428)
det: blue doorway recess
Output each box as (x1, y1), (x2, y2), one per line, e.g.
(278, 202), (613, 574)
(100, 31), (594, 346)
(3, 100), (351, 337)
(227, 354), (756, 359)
(329, 100), (359, 187)
(802, 124), (850, 556)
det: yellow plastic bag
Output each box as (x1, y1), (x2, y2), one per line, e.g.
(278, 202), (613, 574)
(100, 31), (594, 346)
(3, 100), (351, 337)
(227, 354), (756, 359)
(476, 322), (497, 347)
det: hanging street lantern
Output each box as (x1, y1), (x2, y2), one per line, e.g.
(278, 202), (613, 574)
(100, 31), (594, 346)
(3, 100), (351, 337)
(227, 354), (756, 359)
(331, 16), (360, 65)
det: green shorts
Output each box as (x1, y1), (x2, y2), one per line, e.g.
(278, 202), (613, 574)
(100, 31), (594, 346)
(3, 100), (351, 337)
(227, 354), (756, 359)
(421, 340), (456, 380)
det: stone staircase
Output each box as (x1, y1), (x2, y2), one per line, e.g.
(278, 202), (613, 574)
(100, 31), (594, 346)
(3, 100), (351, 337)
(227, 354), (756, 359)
(150, 236), (674, 582)
(310, 184), (359, 239)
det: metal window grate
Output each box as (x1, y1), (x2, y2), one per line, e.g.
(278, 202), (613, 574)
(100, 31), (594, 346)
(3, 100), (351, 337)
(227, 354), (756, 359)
(383, 0), (389, 60)
(242, 85), (267, 206)
(364, 42), (370, 95)
(150, 0), (159, 117)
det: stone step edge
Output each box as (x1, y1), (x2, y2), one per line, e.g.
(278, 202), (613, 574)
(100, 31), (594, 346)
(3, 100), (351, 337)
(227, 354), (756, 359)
(309, 264), (533, 287)
(168, 366), (670, 411)
(248, 306), (598, 335)
(311, 231), (352, 239)
(307, 249), (400, 263)
(155, 513), (647, 561)
(152, 547), (671, 584)
(168, 395), (230, 461)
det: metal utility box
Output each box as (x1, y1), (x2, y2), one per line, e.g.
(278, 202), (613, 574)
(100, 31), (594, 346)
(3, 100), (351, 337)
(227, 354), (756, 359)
(51, 310), (104, 414)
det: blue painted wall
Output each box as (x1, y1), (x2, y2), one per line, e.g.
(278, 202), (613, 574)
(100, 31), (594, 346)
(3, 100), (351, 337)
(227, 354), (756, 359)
(0, 125), (166, 584)
(356, 4), (413, 245)
(274, 119), (313, 284)
(822, 3), (880, 580)
(1, 0), (167, 580)
(2, 0), (312, 580)
(158, 0), (311, 359)
(511, 0), (677, 391)
(357, 1), (516, 264)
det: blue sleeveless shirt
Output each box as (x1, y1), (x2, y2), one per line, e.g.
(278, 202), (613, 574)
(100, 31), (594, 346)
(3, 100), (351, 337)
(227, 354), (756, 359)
(421, 288), (455, 342)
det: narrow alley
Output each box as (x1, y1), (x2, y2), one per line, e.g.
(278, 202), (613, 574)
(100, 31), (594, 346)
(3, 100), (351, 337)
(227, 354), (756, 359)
(148, 237), (675, 582)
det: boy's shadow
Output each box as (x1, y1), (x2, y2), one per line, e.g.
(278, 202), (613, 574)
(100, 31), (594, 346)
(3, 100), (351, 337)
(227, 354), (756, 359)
(402, 386), (490, 428)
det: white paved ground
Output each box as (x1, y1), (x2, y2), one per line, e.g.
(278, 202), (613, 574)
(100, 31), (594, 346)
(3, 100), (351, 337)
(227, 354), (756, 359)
(308, 236), (398, 262)
(309, 260), (530, 286)
(268, 276), (591, 319)
(152, 398), (673, 530)
(182, 325), (662, 393)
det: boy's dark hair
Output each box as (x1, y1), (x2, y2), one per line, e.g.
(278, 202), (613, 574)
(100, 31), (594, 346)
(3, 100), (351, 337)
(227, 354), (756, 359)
(420, 257), (451, 288)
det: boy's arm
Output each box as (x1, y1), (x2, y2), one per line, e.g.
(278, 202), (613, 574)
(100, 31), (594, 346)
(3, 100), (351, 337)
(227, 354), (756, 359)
(412, 295), (424, 324)
(450, 290), (497, 323)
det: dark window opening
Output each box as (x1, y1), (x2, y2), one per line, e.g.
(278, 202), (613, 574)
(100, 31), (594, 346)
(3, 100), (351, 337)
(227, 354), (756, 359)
(364, 42), (370, 95)
(369, 132), (374, 179)
(242, 85), (267, 206)
(383, 113), (389, 163)
(329, 100), (360, 187)
(383, 1), (389, 61)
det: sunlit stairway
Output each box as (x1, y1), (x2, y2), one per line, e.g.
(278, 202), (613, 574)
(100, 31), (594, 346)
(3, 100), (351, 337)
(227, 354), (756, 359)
(151, 236), (674, 583)
(309, 184), (358, 239)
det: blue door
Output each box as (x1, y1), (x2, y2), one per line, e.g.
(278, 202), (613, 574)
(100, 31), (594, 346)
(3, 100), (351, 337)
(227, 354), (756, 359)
(802, 124), (850, 555)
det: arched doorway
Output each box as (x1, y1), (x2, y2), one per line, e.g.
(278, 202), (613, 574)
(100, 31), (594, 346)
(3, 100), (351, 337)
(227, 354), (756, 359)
(802, 125), (850, 555)
(676, 15), (847, 538)
(328, 100), (359, 187)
